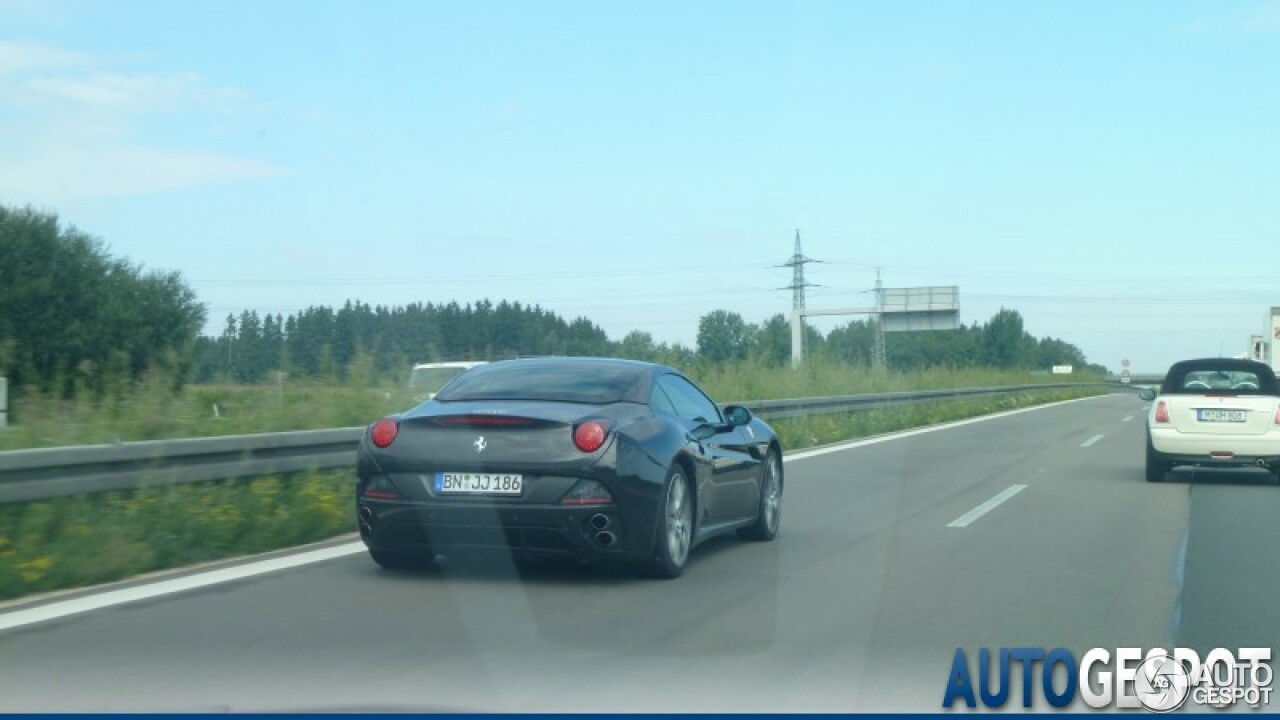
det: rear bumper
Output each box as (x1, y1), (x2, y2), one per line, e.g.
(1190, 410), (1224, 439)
(1149, 428), (1280, 467)
(357, 499), (652, 562)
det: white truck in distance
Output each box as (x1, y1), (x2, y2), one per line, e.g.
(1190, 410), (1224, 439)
(408, 361), (487, 401)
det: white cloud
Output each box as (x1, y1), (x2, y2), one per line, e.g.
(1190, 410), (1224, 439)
(0, 39), (90, 76)
(0, 143), (283, 202)
(26, 71), (249, 114)
(0, 40), (282, 202)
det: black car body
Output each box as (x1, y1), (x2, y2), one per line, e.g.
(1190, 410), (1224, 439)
(355, 357), (783, 577)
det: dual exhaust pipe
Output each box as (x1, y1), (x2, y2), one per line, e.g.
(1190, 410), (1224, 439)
(590, 513), (615, 548)
(359, 505), (374, 539)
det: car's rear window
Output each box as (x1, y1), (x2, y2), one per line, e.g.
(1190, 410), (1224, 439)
(1162, 365), (1279, 395)
(434, 363), (646, 404)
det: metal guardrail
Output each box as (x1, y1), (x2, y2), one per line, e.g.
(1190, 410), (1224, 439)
(741, 382), (1106, 420)
(0, 429), (364, 505)
(0, 382), (1109, 504)
(1105, 374), (1165, 385)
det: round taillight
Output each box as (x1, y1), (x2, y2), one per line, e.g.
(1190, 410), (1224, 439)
(371, 418), (399, 448)
(573, 421), (608, 453)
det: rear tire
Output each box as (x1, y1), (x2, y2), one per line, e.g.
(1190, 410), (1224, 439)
(649, 466), (693, 579)
(1145, 442), (1167, 483)
(369, 548), (433, 570)
(738, 450), (782, 542)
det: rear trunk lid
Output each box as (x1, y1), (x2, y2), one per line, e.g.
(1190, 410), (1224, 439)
(1165, 394), (1278, 436)
(384, 400), (616, 470)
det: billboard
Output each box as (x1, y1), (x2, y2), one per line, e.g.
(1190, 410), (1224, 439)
(880, 286), (960, 332)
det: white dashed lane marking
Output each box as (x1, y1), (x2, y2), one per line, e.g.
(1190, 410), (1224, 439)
(947, 484), (1028, 528)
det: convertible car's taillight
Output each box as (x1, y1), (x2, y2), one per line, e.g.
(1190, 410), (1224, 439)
(371, 417), (399, 448)
(1154, 401), (1169, 424)
(1274, 406), (1280, 425)
(561, 479), (613, 505)
(573, 421), (609, 452)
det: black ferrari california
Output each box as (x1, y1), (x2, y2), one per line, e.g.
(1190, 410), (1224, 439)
(355, 357), (783, 578)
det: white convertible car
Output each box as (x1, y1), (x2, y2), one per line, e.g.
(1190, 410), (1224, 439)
(1141, 358), (1280, 482)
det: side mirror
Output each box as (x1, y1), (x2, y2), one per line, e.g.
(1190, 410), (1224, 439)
(1138, 388), (1156, 401)
(690, 423), (718, 441)
(723, 404), (753, 427)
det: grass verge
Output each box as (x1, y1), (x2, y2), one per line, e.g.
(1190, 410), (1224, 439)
(0, 469), (352, 602)
(770, 386), (1106, 450)
(0, 385), (1107, 601)
(0, 361), (1101, 451)
(0, 375), (407, 451)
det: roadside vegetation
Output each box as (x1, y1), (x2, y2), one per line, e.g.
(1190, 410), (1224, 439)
(768, 385), (1103, 450)
(0, 469), (350, 601)
(0, 358), (1098, 451)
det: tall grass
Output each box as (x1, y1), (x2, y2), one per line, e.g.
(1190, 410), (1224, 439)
(0, 359), (1101, 451)
(0, 370), (409, 450)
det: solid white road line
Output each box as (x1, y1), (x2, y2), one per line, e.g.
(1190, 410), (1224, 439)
(947, 484), (1028, 528)
(0, 393), (1110, 633)
(783, 394), (1108, 464)
(0, 543), (365, 633)
(1122, 416), (1134, 422)
(1080, 434), (1104, 448)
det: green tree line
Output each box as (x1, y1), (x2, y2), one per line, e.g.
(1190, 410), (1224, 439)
(194, 303), (1100, 384)
(697, 307), (1101, 372)
(191, 300), (626, 383)
(1, 205), (1103, 393)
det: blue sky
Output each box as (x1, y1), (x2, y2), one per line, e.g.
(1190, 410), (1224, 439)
(2, 0), (1279, 372)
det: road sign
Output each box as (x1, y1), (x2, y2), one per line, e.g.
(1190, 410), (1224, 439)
(1121, 358), (1131, 368)
(1120, 368), (1132, 384)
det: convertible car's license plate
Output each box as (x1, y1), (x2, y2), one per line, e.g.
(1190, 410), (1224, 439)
(433, 472), (523, 495)
(1197, 409), (1246, 423)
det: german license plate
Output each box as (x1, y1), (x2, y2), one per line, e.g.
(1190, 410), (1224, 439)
(433, 472), (523, 495)
(1197, 409), (1246, 423)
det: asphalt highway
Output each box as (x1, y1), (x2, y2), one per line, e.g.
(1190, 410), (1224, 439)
(1, 392), (1275, 712)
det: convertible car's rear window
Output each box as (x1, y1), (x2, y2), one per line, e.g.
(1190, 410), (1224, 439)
(435, 363), (646, 404)
(1162, 364), (1279, 395)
